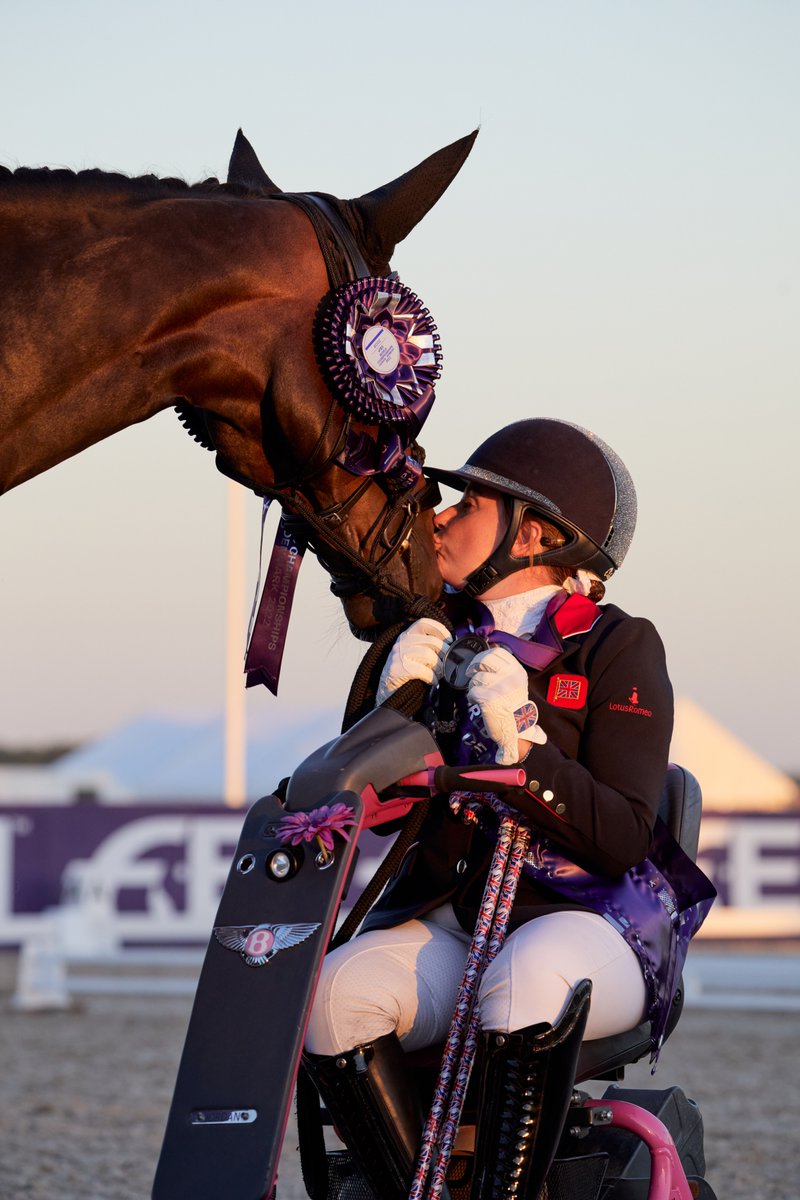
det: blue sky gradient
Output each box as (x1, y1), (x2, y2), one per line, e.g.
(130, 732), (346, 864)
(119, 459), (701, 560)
(1, 1), (798, 770)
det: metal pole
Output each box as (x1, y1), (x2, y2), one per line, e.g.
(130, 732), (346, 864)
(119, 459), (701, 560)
(224, 479), (247, 808)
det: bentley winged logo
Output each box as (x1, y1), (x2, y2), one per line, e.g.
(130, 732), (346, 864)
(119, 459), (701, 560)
(213, 921), (321, 967)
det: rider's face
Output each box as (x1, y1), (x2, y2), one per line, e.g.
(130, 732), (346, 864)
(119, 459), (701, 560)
(433, 486), (507, 590)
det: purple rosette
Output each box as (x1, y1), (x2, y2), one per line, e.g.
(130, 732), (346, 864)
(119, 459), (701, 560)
(315, 276), (442, 427)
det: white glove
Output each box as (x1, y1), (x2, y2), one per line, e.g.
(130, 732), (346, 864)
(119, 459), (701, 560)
(376, 618), (453, 705)
(466, 645), (547, 765)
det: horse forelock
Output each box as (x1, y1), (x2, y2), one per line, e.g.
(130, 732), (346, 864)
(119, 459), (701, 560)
(0, 164), (267, 200)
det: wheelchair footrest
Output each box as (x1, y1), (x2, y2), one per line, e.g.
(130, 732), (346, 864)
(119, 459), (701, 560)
(323, 1150), (377, 1200)
(567, 1084), (707, 1199)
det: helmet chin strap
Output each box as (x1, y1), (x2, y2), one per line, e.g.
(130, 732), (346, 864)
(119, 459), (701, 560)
(461, 498), (614, 598)
(462, 497), (531, 597)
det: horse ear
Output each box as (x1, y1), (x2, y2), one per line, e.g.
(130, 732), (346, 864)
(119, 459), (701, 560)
(227, 129), (282, 194)
(345, 129), (478, 270)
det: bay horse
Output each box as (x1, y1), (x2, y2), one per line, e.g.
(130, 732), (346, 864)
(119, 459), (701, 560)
(0, 129), (477, 635)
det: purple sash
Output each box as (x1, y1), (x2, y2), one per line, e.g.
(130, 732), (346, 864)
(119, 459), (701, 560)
(521, 825), (715, 1058)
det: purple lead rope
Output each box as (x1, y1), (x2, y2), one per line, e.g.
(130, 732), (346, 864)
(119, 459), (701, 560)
(409, 798), (531, 1200)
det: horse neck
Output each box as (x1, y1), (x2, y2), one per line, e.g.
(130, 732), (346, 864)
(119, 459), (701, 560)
(0, 183), (319, 493)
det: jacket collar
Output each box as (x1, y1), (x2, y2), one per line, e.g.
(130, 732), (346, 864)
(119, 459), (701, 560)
(449, 590), (602, 673)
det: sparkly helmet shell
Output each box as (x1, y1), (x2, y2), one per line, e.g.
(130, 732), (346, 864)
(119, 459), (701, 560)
(426, 419), (637, 585)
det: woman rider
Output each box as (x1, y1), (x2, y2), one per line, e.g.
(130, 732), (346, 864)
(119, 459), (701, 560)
(303, 418), (711, 1200)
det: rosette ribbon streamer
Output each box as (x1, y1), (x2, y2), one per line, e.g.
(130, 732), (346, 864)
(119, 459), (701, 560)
(244, 500), (308, 694)
(336, 384), (435, 494)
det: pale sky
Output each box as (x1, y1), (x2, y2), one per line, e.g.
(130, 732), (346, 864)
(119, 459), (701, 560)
(1, 1), (798, 772)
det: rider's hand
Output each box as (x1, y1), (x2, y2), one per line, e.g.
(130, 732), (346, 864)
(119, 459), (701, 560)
(466, 646), (546, 764)
(376, 618), (453, 705)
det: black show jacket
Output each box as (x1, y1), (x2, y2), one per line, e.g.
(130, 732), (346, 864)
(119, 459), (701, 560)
(361, 602), (674, 937)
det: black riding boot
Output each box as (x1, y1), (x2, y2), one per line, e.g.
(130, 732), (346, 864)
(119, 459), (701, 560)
(303, 1032), (426, 1200)
(470, 979), (592, 1199)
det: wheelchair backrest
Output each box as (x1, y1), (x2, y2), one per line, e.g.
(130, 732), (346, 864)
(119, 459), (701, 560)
(660, 765), (703, 861)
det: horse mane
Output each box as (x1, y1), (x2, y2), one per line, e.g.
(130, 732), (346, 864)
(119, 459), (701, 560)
(0, 163), (273, 459)
(0, 164), (263, 199)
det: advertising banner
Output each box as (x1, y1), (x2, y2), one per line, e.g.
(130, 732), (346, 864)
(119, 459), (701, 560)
(0, 805), (797, 948)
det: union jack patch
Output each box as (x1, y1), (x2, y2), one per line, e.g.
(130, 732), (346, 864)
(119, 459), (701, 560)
(547, 674), (588, 710)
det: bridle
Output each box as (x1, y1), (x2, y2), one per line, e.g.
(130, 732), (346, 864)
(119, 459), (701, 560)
(255, 386), (437, 603)
(246, 190), (441, 609)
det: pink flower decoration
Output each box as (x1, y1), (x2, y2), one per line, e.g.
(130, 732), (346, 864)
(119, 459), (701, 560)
(276, 803), (356, 853)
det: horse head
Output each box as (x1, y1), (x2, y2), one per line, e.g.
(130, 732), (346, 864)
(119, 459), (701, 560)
(209, 129), (478, 636)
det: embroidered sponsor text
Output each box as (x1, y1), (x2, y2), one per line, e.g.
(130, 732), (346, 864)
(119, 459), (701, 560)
(608, 701), (653, 717)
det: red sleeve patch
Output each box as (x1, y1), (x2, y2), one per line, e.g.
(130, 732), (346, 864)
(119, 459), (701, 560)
(546, 674), (588, 709)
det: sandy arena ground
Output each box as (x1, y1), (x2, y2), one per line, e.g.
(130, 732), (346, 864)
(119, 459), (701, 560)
(0, 950), (797, 1200)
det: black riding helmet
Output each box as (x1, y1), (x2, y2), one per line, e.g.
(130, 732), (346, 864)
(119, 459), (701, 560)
(425, 419), (637, 596)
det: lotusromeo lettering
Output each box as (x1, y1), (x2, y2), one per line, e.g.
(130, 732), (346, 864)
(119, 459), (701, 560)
(608, 702), (653, 718)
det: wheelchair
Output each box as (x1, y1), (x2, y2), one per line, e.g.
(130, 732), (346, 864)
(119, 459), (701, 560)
(307, 761), (718, 1200)
(154, 709), (717, 1200)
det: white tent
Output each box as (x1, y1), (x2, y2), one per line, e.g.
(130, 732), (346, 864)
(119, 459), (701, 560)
(670, 696), (799, 812)
(0, 706), (345, 804)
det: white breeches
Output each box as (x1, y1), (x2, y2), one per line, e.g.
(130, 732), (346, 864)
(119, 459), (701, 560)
(305, 908), (647, 1056)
